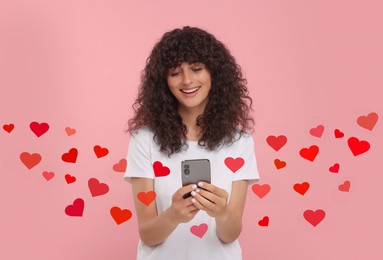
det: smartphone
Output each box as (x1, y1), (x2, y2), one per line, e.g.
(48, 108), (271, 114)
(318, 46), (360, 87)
(181, 159), (211, 198)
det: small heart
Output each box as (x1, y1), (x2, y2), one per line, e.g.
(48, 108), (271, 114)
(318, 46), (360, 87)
(65, 127), (76, 136)
(153, 161), (170, 177)
(329, 163), (340, 173)
(224, 157), (245, 173)
(303, 209), (326, 227)
(113, 159), (127, 172)
(299, 145), (319, 162)
(338, 181), (351, 192)
(65, 198), (84, 217)
(61, 148), (78, 163)
(274, 159), (286, 170)
(348, 137), (370, 156)
(266, 135), (287, 151)
(357, 112), (378, 131)
(30, 121), (49, 137)
(190, 223), (208, 238)
(293, 182), (310, 195)
(251, 184), (271, 199)
(137, 191), (156, 206)
(258, 216), (269, 227)
(65, 174), (76, 184)
(110, 206), (132, 225)
(88, 178), (109, 197)
(42, 171), (55, 181)
(309, 125), (324, 138)
(3, 124), (14, 133)
(334, 129), (344, 138)
(94, 145), (109, 158)
(20, 152), (42, 169)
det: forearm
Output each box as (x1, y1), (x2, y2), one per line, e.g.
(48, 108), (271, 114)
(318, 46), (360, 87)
(138, 207), (178, 246)
(215, 211), (242, 243)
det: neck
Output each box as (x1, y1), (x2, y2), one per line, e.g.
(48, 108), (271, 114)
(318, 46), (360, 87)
(178, 106), (205, 141)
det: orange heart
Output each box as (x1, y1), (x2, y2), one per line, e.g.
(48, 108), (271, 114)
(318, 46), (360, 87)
(293, 182), (310, 195)
(274, 159), (286, 169)
(3, 124), (14, 133)
(110, 206), (132, 225)
(113, 159), (127, 172)
(65, 127), (76, 136)
(251, 184), (271, 199)
(357, 112), (378, 131)
(20, 152), (42, 169)
(137, 191), (156, 206)
(94, 145), (109, 158)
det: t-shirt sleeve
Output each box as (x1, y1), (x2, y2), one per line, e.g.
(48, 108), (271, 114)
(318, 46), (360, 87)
(124, 129), (154, 182)
(233, 134), (260, 185)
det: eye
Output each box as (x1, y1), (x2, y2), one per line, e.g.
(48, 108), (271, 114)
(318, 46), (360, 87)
(170, 72), (179, 77)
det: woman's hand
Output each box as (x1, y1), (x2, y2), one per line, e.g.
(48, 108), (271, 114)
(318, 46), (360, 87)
(190, 182), (229, 219)
(170, 184), (200, 224)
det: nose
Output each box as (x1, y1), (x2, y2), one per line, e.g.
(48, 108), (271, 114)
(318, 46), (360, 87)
(181, 70), (193, 85)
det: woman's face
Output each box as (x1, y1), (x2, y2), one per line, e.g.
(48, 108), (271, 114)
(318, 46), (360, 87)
(167, 62), (212, 114)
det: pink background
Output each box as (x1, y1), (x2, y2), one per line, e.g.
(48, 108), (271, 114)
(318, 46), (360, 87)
(1, 0), (382, 259)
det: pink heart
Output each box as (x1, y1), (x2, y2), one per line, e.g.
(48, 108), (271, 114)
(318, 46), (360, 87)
(190, 223), (208, 238)
(42, 171), (55, 181)
(251, 184), (271, 199)
(309, 125), (324, 138)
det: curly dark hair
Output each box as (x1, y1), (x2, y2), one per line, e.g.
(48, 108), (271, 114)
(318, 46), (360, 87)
(128, 26), (254, 156)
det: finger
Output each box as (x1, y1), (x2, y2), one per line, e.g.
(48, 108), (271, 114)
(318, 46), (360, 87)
(198, 182), (228, 198)
(196, 188), (220, 204)
(175, 184), (197, 200)
(192, 191), (215, 210)
(191, 196), (206, 211)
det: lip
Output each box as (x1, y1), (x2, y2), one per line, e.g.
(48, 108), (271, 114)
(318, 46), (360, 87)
(180, 86), (200, 97)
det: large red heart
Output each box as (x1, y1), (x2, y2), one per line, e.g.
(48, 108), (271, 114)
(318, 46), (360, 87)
(309, 125), (324, 138)
(94, 145), (109, 158)
(266, 135), (287, 151)
(30, 121), (49, 137)
(65, 198), (84, 217)
(3, 124), (14, 133)
(110, 206), (132, 225)
(88, 178), (109, 197)
(274, 159), (286, 170)
(357, 112), (378, 131)
(137, 191), (156, 206)
(20, 152), (42, 169)
(153, 161), (170, 177)
(61, 148), (78, 163)
(251, 184), (271, 199)
(348, 137), (370, 156)
(293, 182), (310, 195)
(190, 223), (208, 238)
(299, 145), (319, 162)
(224, 157), (245, 173)
(113, 159), (127, 172)
(303, 209), (326, 227)
(258, 216), (269, 227)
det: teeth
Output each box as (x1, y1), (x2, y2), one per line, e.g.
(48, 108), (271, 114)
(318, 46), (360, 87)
(181, 87), (199, 93)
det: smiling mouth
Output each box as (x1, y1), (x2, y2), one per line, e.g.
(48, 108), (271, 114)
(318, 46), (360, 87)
(180, 87), (200, 94)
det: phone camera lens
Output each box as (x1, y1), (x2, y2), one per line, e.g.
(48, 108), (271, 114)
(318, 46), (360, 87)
(184, 169), (190, 175)
(184, 164), (190, 169)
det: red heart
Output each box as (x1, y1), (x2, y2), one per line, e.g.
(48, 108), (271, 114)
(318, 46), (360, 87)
(258, 216), (269, 227)
(338, 181), (350, 192)
(190, 223), (208, 238)
(113, 159), (127, 172)
(266, 135), (287, 151)
(3, 124), (14, 133)
(224, 157), (245, 173)
(65, 198), (84, 217)
(153, 161), (170, 177)
(65, 127), (76, 136)
(303, 209), (326, 227)
(274, 159), (286, 170)
(293, 182), (310, 195)
(30, 121), (49, 137)
(357, 112), (378, 131)
(20, 152), (42, 169)
(61, 148), (78, 163)
(65, 174), (76, 184)
(88, 178), (109, 197)
(348, 137), (370, 156)
(94, 145), (109, 158)
(42, 171), (55, 181)
(137, 191), (156, 206)
(110, 206), (132, 225)
(334, 129), (344, 138)
(329, 163), (340, 173)
(299, 145), (319, 162)
(251, 184), (271, 199)
(309, 125), (324, 138)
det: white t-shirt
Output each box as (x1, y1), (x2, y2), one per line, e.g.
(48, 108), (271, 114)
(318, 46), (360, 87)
(124, 128), (259, 260)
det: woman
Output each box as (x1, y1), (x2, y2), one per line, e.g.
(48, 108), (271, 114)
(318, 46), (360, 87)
(125, 26), (259, 260)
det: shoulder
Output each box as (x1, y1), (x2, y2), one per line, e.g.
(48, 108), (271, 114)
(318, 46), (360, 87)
(232, 130), (255, 147)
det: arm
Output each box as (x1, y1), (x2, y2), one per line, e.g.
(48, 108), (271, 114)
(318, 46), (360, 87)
(131, 177), (199, 246)
(191, 180), (249, 243)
